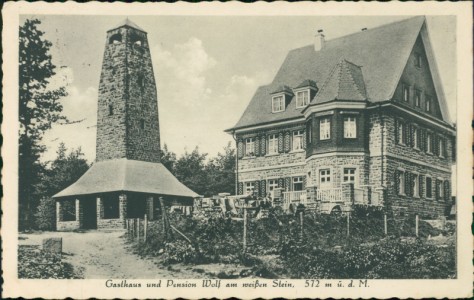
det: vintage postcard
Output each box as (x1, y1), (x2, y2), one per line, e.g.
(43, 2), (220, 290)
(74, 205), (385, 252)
(2, 2), (472, 299)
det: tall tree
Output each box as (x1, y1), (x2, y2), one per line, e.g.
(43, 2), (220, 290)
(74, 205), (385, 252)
(160, 143), (177, 173)
(206, 142), (236, 196)
(19, 19), (68, 230)
(174, 147), (209, 196)
(35, 143), (90, 230)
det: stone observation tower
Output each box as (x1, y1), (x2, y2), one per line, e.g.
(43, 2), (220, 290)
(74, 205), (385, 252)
(53, 19), (198, 231)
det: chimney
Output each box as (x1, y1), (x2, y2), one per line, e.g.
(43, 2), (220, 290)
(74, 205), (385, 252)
(314, 29), (325, 51)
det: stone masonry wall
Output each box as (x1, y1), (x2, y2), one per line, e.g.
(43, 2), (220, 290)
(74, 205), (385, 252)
(96, 26), (161, 163)
(305, 154), (369, 188)
(369, 110), (452, 217)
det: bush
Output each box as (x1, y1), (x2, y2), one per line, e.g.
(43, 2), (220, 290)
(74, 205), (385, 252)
(34, 197), (56, 231)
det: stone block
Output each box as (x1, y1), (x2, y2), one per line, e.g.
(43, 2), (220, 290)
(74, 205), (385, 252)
(42, 237), (62, 254)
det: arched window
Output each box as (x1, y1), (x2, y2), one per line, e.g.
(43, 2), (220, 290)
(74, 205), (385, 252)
(109, 33), (122, 44)
(130, 34), (144, 47)
(109, 104), (114, 116)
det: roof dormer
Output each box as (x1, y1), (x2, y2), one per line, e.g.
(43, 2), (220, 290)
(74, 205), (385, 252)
(270, 85), (293, 113)
(294, 80), (318, 109)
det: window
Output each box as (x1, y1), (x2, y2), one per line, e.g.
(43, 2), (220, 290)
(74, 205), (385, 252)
(109, 104), (114, 116)
(439, 138), (445, 158)
(306, 121), (312, 144)
(319, 169), (331, 188)
(399, 171), (405, 195)
(296, 90), (309, 108)
(415, 53), (422, 68)
(245, 138), (255, 156)
(343, 168), (356, 184)
(140, 119), (145, 130)
(438, 180), (444, 198)
(426, 177), (433, 198)
(268, 134), (278, 154)
(272, 95), (285, 113)
(403, 85), (409, 102)
(268, 179), (278, 192)
(415, 90), (421, 107)
(413, 174), (419, 197)
(245, 182), (255, 194)
(413, 127), (419, 149)
(292, 130), (304, 151)
(398, 122), (405, 145)
(344, 117), (357, 138)
(293, 177), (304, 191)
(320, 118), (331, 140)
(426, 133), (432, 153)
(426, 96), (431, 112)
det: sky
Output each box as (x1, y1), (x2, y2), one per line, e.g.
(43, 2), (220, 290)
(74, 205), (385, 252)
(21, 15), (456, 163)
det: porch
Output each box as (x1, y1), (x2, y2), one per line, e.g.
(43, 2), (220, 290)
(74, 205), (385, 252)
(280, 184), (385, 214)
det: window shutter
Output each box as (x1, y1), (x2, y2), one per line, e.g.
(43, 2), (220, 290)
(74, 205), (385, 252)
(420, 130), (425, 152)
(260, 180), (266, 197)
(395, 170), (400, 194)
(254, 136), (260, 157)
(238, 182), (243, 195)
(237, 139), (244, 159)
(303, 176), (307, 189)
(254, 180), (260, 197)
(419, 175), (424, 198)
(278, 132), (284, 153)
(404, 123), (409, 145)
(302, 130), (307, 149)
(409, 125), (415, 147)
(278, 178), (284, 189)
(435, 179), (440, 200)
(260, 135), (266, 156)
(444, 180), (450, 202)
(284, 131), (291, 153)
(394, 119), (399, 144)
(285, 177), (291, 191)
(405, 172), (410, 196)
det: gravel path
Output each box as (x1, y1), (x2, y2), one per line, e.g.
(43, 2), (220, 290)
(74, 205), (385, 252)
(19, 230), (201, 279)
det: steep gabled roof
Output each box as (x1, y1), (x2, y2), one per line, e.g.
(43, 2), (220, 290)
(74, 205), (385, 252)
(229, 16), (441, 131)
(53, 159), (198, 199)
(110, 18), (146, 32)
(312, 59), (367, 103)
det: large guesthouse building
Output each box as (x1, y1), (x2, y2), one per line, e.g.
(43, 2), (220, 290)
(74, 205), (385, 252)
(226, 17), (455, 217)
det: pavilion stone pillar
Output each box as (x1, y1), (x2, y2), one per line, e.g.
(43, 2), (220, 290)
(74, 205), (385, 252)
(96, 197), (104, 220)
(56, 200), (63, 223)
(119, 193), (127, 228)
(75, 199), (83, 229)
(146, 196), (154, 220)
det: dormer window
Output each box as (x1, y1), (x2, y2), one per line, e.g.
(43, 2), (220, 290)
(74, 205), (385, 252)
(272, 95), (285, 113)
(403, 84), (409, 102)
(426, 96), (431, 112)
(296, 90), (309, 108)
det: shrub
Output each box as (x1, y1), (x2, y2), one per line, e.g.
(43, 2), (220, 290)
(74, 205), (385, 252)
(34, 197), (56, 231)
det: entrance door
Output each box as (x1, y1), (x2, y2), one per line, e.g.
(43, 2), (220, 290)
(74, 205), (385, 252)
(82, 197), (97, 229)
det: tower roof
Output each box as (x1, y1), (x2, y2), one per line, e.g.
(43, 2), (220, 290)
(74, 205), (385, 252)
(311, 59), (367, 103)
(110, 18), (146, 32)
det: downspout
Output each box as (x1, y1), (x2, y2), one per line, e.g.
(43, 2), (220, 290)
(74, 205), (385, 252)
(232, 130), (239, 195)
(379, 104), (384, 187)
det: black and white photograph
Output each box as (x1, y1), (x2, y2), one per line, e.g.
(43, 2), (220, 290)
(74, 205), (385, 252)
(3, 2), (472, 299)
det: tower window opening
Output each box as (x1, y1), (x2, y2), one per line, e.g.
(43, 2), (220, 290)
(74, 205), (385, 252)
(109, 104), (114, 116)
(140, 119), (145, 130)
(130, 34), (144, 47)
(109, 33), (122, 44)
(138, 75), (145, 92)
